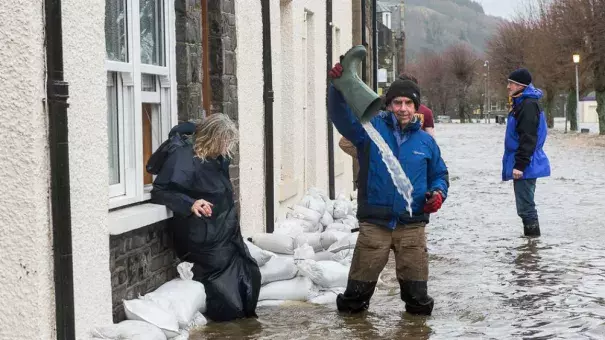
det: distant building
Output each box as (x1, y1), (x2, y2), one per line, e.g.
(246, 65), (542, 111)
(579, 92), (599, 123)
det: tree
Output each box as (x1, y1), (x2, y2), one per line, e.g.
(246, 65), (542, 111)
(407, 52), (454, 116)
(446, 43), (479, 122)
(487, 0), (605, 134)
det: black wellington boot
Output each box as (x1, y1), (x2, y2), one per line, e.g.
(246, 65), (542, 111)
(336, 279), (377, 314)
(400, 280), (434, 316)
(524, 221), (541, 237)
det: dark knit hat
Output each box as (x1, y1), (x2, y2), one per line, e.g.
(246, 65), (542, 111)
(385, 79), (421, 111)
(508, 68), (532, 86)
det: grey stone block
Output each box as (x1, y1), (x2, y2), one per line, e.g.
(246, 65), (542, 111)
(176, 43), (191, 85)
(222, 0), (235, 14)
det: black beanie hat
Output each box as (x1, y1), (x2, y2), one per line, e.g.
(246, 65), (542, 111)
(508, 68), (532, 86)
(385, 79), (421, 111)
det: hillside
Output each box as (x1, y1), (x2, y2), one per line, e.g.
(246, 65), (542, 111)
(383, 0), (504, 63)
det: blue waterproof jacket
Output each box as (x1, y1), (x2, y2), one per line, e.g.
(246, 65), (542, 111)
(328, 85), (449, 229)
(502, 84), (551, 181)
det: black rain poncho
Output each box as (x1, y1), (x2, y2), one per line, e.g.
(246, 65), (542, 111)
(149, 124), (260, 322)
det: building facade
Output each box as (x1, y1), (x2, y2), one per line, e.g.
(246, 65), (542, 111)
(1, 0), (356, 337)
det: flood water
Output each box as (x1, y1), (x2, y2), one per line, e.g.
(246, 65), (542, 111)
(192, 123), (605, 340)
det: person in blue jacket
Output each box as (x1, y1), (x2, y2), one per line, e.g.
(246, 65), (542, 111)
(503, 68), (551, 237)
(328, 63), (449, 316)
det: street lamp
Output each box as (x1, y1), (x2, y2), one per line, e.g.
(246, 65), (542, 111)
(484, 60), (490, 123)
(573, 54), (580, 130)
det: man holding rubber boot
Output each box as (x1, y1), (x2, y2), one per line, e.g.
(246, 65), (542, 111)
(327, 60), (449, 316)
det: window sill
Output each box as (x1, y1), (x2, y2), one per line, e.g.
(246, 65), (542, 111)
(108, 203), (173, 235)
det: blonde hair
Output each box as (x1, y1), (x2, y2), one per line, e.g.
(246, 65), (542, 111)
(193, 114), (238, 161)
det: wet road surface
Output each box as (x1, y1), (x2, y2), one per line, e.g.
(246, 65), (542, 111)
(192, 123), (605, 340)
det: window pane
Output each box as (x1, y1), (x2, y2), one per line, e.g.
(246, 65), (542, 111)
(105, 0), (128, 62)
(107, 72), (120, 185)
(140, 0), (165, 66)
(142, 103), (160, 185)
(141, 73), (157, 92)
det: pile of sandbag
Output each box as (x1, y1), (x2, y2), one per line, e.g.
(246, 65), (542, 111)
(247, 188), (360, 305)
(91, 262), (207, 340)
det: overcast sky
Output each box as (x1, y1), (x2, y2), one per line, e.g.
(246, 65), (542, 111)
(478, 0), (529, 20)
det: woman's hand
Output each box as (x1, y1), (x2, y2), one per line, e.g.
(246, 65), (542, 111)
(191, 199), (214, 217)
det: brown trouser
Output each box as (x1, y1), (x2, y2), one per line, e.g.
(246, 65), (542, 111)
(337, 222), (434, 315)
(349, 222), (428, 282)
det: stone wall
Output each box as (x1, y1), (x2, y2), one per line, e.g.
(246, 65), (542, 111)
(110, 221), (177, 322)
(176, 0), (204, 122)
(207, 0), (240, 207)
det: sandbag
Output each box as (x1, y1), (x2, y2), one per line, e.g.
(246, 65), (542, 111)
(298, 194), (326, 216)
(123, 299), (180, 338)
(293, 243), (315, 261)
(328, 233), (358, 253)
(339, 215), (359, 230)
(313, 251), (335, 262)
(172, 330), (189, 340)
(273, 219), (306, 236)
(176, 262), (194, 281)
(260, 256), (298, 285)
(320, 210), (334, 228)
(295, 231), (343, 252)
(244, 240), (275, 266)
(325, 223), (352, 233)
(307, 187), (329, 202)
(143, 278), (206, 329)
(308, 291), (338, 305)
(284, 212), (317, 232)
(258, 276), (315, 301)
(333, 200), (352, 219)
(308, 288), (345, 305)
(184, 312), (207, 331)
(319, 231), (341, 250)
(332, 248), (355, 266)
(91, 320), (167, 340)
(296, 259), (349, 288)
(294, 232), (322, 251)
(251, 233), (296, 254)
(290, 205), (322, 229)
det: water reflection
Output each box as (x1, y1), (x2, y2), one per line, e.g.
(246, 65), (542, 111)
(191, 317), (263, 339)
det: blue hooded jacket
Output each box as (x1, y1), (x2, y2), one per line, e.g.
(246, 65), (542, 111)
(502, 84), (551, 181)
(328, 85), (449, 229)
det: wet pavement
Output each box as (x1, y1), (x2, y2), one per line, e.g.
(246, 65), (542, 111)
(192, 123), (605, 340)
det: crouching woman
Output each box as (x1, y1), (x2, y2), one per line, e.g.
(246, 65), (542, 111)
(150, 114), (260, 322)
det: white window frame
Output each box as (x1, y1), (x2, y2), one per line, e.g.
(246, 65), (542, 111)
(106, 0), (177, 209)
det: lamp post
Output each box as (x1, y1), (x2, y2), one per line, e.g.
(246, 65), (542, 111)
(573, 53), (580, 131)
(484, 60), (490, 123)
(560, 93), (568, 133)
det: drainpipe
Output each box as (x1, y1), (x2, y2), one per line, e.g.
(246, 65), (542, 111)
(261, 0), (275, 233)
(46, 0), (75, 339)
(361, 0), (367, 83)
(326, 0), (335, 199)
(372, 0), (378, 91)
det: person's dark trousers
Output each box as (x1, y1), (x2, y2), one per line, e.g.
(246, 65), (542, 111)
(336, 222), (434, 315)
(513, 178), (540, 236)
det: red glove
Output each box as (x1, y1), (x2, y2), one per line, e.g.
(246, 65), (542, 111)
(423, 191), (443, 214)
(328, 63), (343, 79)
